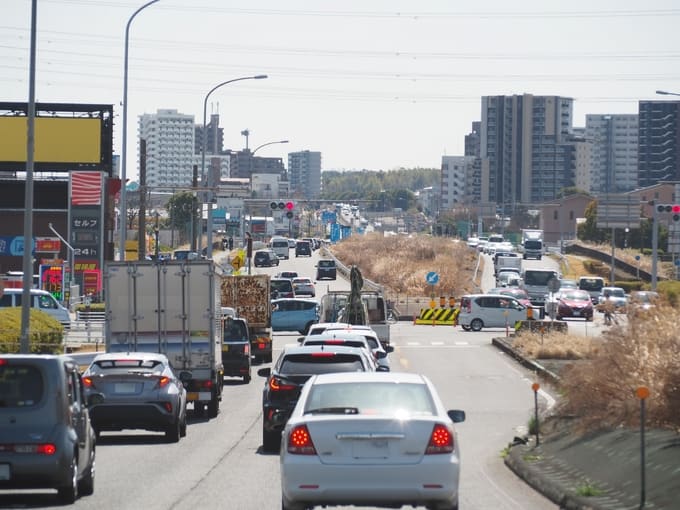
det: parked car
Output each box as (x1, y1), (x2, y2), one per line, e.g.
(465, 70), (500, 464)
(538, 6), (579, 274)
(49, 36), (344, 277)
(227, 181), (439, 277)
(292, 277), (316, 297)
(0, 354), (96, 503)
(458, 293), (528, 331)
(221, 311), (251, 383)
(295, 240), (312, 257)
(270, 278), (295, 299)
(271, 297), (320, 334)
(280, 372), (465, 510)
(597, 286), (628, 311)
(82, 352), (187, 442)
(555, 289), (594, 321)
(258, 344), (377, 452)
(315, 259), (337, 280)
(253, 249), (280, 267)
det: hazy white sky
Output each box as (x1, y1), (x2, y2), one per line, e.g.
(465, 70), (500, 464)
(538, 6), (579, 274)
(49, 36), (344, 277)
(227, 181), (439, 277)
(3, 0), (680, 179)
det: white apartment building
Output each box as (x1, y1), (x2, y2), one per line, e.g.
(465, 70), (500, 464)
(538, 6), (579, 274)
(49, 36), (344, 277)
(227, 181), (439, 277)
(585, 114), (638, 194)
(288, 150), (321, 198)
(440, 155), (476, 211)
(138, 109), (196, 190)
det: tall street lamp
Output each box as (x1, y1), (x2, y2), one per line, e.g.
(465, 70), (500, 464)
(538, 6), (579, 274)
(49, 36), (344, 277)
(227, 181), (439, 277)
(250, 140), (288, 238)
(656, 90), (680, 97)
(202, 75), (268, 259)
(118, 0), (161, 262)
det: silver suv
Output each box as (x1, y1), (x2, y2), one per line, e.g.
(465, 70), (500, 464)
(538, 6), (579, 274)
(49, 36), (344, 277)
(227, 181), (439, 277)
(0, 354), (96, 503)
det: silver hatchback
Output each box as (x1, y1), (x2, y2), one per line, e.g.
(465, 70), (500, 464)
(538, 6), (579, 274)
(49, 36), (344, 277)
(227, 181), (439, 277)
(0, 354), (96, 503)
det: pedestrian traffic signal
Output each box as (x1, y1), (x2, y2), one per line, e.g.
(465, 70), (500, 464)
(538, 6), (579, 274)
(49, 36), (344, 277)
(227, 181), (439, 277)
(270, 201), (278, 210)
(656, 204), (680, 221)
(278, 202), (286, 210)
(285, 201), (294, 211)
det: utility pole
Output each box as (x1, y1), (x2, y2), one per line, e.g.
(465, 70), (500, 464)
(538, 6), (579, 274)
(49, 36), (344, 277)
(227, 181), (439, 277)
(138, 138), (147, 260)
(191, 165), (198, 253)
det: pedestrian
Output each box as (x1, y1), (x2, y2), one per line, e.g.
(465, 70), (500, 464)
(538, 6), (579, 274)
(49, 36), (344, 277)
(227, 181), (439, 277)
(602, 290), (614, 325)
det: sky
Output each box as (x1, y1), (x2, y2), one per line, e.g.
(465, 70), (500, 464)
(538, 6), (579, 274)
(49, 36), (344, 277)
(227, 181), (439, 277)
(3, 0), (680, 181)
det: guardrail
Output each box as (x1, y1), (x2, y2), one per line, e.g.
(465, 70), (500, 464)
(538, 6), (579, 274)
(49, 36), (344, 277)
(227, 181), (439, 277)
(75, 311), (106, 322)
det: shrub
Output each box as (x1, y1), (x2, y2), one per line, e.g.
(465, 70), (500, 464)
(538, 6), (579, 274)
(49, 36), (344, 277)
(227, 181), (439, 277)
(0, 308), (64, 354)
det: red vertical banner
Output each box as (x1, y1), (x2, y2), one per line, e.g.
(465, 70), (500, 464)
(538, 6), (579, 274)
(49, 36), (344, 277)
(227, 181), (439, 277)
(82, 269), (101, 297)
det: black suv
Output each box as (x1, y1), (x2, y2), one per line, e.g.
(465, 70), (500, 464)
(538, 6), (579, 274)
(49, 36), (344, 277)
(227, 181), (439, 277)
(315, 259), (337, 280)
(253, 249), (279, 267)
(257, 344), (375, 452)
(295, 240), (312, 257)
(222, 315), (251, 383)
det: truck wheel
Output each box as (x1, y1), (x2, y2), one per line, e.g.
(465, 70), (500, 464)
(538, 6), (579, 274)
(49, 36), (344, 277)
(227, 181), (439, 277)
(208, 393), (219, 418)
(470, 318), (484, 332)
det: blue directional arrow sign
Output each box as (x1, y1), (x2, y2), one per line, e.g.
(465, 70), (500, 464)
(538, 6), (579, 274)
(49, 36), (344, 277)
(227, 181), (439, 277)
(426, 271), (439, 285)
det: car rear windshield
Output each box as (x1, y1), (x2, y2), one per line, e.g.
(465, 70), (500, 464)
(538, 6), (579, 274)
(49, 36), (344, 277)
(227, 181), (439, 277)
(90, 359), (164, 375)
(280, 354), (366, 374)
(271, 280), (293, 292)
(305, 340), (366, 349)
(224, 319), (249, 343)
(305, 382), (435, 416)
(0, 363), (44, 408)
(318, 260), (335, 268)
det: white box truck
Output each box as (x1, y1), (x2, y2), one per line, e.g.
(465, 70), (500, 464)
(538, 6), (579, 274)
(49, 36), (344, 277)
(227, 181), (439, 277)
(521, 229), (544, 260)
(104, 260), (224, 418)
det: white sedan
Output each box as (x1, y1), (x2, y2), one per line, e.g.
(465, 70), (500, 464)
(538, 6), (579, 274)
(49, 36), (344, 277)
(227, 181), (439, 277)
(280, 372), (465, 510)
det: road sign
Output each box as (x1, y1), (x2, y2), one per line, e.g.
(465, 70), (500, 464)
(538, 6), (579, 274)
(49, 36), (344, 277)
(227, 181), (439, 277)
(426, 271), (439, 285)
(231, 254), (243, 271)
(596, 194), (641, 229)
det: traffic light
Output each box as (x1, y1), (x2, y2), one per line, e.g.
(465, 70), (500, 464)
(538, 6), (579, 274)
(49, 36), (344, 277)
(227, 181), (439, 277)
(285, 201), (294, 219)
(270, 201), (277, 210)
(286, 211), (294, 219)
(278, 202), (286, 210)
(656, 204), (680, 221)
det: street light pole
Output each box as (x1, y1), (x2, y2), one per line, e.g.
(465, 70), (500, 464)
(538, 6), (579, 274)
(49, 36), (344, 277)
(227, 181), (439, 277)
(118, 0), (161, 262)
(656, 90), (680, 97)
(202, 75), (268, 259)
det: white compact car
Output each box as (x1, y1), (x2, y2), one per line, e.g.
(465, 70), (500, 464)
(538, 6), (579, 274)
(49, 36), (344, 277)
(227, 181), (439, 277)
(280, 372), (465, 510)
(458, 293), (528, 331)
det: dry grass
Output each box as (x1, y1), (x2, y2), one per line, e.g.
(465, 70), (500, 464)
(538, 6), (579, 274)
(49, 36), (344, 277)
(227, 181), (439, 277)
(330, 234), (478, 297)
(514, 304), (680, 431)
(512, 331), (596, 360)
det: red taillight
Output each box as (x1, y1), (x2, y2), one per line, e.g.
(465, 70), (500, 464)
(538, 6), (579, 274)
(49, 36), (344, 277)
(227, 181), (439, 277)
(0, 358), (7, 366)
(244, 344), (250, 354)
(157, 376), (170, 388)
(425, 423), (454, 454)
(201, 380), (213, 389)
(310, 352), (335, 358)
(82, 376), (94, 388)
(287, 425), (316, 455)
(37, 443), (57, 455)
(163, 402), (172, 413)
(269, 377), (297, 391)
(322, 340), (344, 345)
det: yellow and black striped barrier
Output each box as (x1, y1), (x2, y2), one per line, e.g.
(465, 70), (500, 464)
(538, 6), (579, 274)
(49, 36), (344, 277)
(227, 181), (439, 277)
(414, 307), (460, 326)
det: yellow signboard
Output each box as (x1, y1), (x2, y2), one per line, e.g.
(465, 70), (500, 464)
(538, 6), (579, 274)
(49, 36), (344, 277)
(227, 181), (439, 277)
(231, 255), (243, 271)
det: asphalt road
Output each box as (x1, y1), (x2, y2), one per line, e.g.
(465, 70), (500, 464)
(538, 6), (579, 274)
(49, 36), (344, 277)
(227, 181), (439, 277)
(2, 247), (565, 509)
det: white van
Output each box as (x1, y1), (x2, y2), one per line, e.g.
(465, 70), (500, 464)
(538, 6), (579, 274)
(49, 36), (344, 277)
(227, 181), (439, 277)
(458, 293), (528, 331)
(578, 276), (605, 303)
(0, 288), (71, 328)
(270, 236), (290, 260)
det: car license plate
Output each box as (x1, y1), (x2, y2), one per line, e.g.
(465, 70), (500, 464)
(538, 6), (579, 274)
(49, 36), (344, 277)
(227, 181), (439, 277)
(0, 464), (10, 480)
(186, 392), (199, 401)
(573, 310), (580, 316)
(114, 382), (138, 393)
(352, 439), (389, 459)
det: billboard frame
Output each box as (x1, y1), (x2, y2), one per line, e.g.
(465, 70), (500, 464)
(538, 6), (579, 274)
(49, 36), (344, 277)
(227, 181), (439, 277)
(0, 102), (113, 173)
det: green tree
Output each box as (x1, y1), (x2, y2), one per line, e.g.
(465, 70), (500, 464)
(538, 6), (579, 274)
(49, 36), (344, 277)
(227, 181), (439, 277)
(577, 200), (608, 243)
(166, 192), (196, 244)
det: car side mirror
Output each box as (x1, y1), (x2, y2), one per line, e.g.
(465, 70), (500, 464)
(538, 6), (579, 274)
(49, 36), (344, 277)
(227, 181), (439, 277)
(448, 409), (466, 423)
(179, 371), (193, 383)
(296, 336), (305, 344)
(376, 365), (390, 372)
(385, 345), (394, 354)
(257, 367), (271, 378)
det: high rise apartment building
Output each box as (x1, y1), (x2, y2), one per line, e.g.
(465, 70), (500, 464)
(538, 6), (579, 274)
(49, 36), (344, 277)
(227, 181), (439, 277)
(638, 100), (680, 188)
(138, 109), (195, 190)
(195, 113), (224, 156)
(480, 94), (574, 210)
(584, 114), (638, 193)
(440, 156), (476, 211)
(288, 150), (321, 198)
